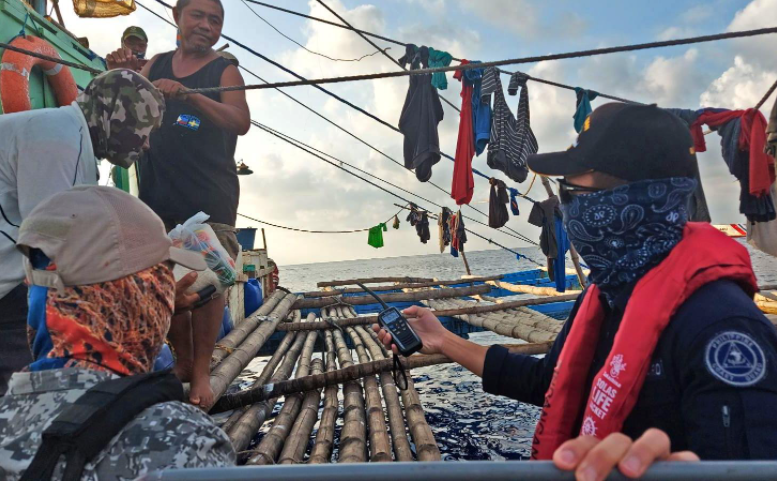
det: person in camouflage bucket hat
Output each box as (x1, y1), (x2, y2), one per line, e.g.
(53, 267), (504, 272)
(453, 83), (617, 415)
(77, 68), (165, 169)
(0, 68), (166, 397)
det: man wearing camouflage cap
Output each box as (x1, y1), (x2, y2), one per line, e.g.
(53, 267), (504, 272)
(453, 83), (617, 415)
(0, 69), (165, 395)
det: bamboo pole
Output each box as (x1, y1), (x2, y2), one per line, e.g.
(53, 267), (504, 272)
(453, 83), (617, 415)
(211, 343), (550, 413)
(227, 312), (313, 453)
(318, 277), (435, 288)
(399, 373), (442, 461)
(292, 285), (491, 310)
(210, 293), (297, 404)
(486, 280), (583, 297)
(354, 326), (414, 462)
(301, 275), (505, 298)
(278, 293), (579, 332)
(347, 326), (393, 462)
(220, 311), (303, 434)
(246, 320), (321, 466)
(331, 311), (368, 463)
(308, 330), (340, 464)
(210, 289), (287, 368)
(540, 176), (587, 288)
(278, 358), (325, 464)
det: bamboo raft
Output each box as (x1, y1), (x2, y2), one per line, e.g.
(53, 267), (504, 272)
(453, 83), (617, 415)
(212, 271), (777, 466)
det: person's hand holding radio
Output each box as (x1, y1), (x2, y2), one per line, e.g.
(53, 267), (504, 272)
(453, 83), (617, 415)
(373, 306), (449, 355)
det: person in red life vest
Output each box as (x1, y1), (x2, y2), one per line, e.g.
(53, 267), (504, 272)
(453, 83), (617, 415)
(376, 103), (777, 478)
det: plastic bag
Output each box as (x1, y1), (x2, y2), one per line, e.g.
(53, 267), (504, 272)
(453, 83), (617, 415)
(168, 212), (237, 287)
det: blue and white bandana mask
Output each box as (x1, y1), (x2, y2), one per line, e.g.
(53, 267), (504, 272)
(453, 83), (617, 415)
(561, 177), (697, 300)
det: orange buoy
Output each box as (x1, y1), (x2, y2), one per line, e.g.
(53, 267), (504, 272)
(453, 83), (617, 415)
(0, 35), (78, 114)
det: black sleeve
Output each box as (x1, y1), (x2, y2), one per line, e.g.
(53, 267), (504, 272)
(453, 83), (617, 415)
(481, 296), (580, 406)
(676, 315), (777, 460)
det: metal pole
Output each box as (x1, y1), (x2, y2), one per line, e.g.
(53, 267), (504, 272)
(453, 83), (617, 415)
(539, 176), (587, 288)
(141, 460), (777, 481)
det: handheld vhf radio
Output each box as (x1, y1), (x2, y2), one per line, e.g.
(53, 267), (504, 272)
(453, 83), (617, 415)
(356, 283), (423, 356)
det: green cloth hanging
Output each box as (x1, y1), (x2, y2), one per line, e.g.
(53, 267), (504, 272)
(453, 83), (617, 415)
(428, 48), (453, 90)
(573, 87), (599, 133)
(368, 223), (388, 248)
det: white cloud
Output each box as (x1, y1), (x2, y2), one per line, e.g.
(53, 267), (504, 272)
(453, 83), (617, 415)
(701, 56), (777, 108)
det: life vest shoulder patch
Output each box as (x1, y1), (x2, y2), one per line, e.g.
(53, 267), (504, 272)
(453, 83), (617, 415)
(705, 331), (766, 387)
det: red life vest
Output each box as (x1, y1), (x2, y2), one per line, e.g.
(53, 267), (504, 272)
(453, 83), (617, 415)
(531, 222), (758, 460)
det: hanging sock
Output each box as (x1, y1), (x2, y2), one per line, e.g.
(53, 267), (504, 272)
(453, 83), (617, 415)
(416, 212), (431, 244)
(488, 178), (510, 228)
(398, 46), (444, 182)
(452, 60), (476, 206)
(428, 48), (453, 90)
(467, 61), (490, 156)
(449, 211), (459, 257)
(508, 188), (520, 216)
(368, 223), (387, 248)
(553, 217), (570, 293)
(406, 203), (420, 226)
(438, 207), (452, 253)
(508, 72), (539, 177)
(767, 96), (777, 158)
(393, 215), (400, 230)
(573, 87), (599, 133)
(481, 68), (529, 183)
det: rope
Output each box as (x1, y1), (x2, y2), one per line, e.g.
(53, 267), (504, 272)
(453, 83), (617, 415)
(240, 0), (386, 63)
(0, 41), (102, 74)
(519, 174), (538, 198)
(186, 26), (777, 94)
(246, 0), (641, 105)
(236, 209), (402, 234)
(313, 0), (463, 114)
(755, 77), (777, 111)
(136, 0), (540, 246)
(255, 120), (538, 245)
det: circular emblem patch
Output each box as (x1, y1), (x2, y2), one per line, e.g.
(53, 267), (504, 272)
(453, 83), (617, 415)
(705, 331), (766, 387)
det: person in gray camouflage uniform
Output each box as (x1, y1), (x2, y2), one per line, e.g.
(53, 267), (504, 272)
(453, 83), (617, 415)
(0, 186), (236, 479)
(0, 68), (166, 396)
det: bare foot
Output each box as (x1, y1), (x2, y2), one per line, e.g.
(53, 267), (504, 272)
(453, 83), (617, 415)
(189, 375), (214, 411)
(172, 359), (193, 383)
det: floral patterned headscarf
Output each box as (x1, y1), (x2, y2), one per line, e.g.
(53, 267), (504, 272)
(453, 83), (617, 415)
(28, 263), (175, 376)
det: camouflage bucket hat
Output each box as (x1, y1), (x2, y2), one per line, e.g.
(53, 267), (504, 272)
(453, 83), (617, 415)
(77, 69), (165, 169)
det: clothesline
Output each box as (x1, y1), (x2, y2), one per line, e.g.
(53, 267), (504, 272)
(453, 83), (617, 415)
(245, 0), (642, 105)
(236, 209), (402, 234)
(393, 204), (545, 267)
(185, 26), (777, 94)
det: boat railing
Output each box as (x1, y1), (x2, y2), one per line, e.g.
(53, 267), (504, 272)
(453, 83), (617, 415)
(140, 460), (777, 480)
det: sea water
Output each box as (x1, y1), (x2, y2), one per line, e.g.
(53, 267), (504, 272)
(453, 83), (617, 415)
(233, 242), (777, 461)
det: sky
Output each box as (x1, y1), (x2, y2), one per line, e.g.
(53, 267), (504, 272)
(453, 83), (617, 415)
(57, 0), (777, 266)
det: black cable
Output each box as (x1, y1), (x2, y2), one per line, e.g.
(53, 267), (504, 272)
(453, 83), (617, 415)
(188, 26), (777, 93)
(137, 0), (539, 245)
(0, 230), (16, 244)
(239, 0), (385, 63)
(0, 41), (102, 74)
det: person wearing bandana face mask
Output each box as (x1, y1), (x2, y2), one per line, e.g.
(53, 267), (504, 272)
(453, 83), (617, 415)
(375, 103), (777, 478)
(0, 69), (165, 396)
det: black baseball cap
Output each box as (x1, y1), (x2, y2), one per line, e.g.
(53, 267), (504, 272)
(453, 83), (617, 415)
(527, 103), (696, 181)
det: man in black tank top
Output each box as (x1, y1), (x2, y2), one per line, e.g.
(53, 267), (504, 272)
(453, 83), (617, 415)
(107, 0), (250, 411)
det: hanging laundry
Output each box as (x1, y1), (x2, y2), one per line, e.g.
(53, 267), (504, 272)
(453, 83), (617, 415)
(748, 178), (777, 257)
(667, 108), (775, 223)
(528, 196), (562, 282)
(552, 217), (570, 292)
(406, 203), (421, 226)
(508, 188), (520, 216)
(488, 178), (509, 228)
(573, 87), (599, 133)
(428, 48), (453, 90)
(507, 73), (539, 174)
(452, 60), (476, 206)
(368, 223), (387, 249)
(399, 45), (444, 182)
(392, 215), (400, 230)
(450, 211), (467, 257)
(416, 212), (431, 244)
(481, 68), (530, 183)
(767, 96), (777, 158)
(438, 207), (452, 253)
(467, 61), (491, 156)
